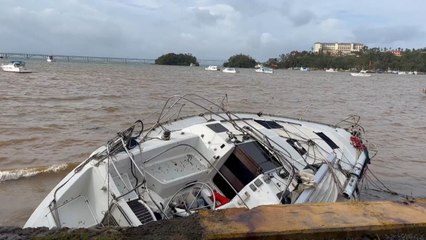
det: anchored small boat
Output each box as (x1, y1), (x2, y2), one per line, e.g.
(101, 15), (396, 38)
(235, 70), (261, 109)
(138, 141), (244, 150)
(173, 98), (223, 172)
(325, 68), (337, 73)
(204, 65), (219, 71)
(255, 67), (273, 74)
(222, 67), (237, 73)
(25, 94), (375, 229)
(1, 61), (32, 73)
(350, 70), (371, 77)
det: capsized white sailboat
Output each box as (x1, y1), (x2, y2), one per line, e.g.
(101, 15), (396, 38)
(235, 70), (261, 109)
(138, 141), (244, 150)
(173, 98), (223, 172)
(25, 94), (376, 229)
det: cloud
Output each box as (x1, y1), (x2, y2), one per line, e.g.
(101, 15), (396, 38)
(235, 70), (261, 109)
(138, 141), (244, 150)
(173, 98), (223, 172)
(260, 32), (277, 45)
(112, 0), (163, 10)
(190, 4), (240, 29)
(0, 0), (425, 61)
(353, 26), (424, 45)
(316, 18), (353, 42)
(288, 9), (317, 26)
(190, 7), (220, 27)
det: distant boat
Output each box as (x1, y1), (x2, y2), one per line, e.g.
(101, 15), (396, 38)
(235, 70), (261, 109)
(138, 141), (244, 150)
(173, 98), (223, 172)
(47, 56), (54, 62)
(325, 68), (337, 73)
(222, 67), (237, 73)
(255, 67), (273, 74)
(205, 65), (219, 71)
(350, 70), (371, 77)
(1, 61), (32, 73)
(300, 67), (309, 72)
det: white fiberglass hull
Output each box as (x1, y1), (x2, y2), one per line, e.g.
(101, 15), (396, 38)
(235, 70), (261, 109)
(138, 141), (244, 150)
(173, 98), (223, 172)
(350, 73), (371, 77)
(25, 95), (374, 229)
(255, 68), (273, 74)
(1, 64), (31, 73)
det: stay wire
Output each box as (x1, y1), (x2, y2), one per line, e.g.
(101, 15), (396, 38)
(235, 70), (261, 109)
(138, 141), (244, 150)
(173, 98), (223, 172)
(361, 168), (413, 200)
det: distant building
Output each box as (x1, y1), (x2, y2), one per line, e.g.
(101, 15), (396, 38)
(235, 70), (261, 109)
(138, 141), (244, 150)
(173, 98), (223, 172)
(389, 50), (401, 57)
(313, 42), (366, 55)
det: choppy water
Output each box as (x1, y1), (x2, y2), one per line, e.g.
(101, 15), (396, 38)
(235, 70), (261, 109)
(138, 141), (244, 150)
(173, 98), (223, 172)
(1, 60), (425, 227)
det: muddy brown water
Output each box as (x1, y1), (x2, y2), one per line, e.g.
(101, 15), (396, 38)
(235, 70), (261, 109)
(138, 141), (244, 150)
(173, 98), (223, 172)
(1, 60), (425, 227)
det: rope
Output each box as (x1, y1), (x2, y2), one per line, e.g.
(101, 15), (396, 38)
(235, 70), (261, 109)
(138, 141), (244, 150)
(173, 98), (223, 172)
(360, 168), (413, 201)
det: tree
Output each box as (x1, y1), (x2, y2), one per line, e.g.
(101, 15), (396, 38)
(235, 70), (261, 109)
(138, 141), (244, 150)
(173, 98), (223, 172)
(155, 53), (199, 66)
(223, 54), (256, 68)
(273, 47), (426, 71)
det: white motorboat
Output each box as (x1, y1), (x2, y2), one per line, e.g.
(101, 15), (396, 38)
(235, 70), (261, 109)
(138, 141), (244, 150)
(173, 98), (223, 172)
(255, 67), (273, 74)
(25, 94), (375, 229)
(325, 68), (337, 73)
(47, 56), (54, 62)
(300, 67), (309, 72)
(205, 65), (219, 71)
(222, 67), (237, 73)
(350, 70), (371, 77)
(1, 61), (32, 73)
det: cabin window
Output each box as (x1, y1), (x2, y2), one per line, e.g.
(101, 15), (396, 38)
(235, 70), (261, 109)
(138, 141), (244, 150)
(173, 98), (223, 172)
(213, 141), (281, 199)
(315, 132), (339, 149)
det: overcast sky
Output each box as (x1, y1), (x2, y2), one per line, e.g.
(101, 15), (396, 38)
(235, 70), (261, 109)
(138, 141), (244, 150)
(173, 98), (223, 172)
(1, 0), (425, 62)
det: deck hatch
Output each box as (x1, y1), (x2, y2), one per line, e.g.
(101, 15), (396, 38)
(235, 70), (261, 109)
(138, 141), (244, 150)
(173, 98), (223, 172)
(254, 120), (282, 129)
(206, 123), (228, 133)
(315, 132), (339, 149)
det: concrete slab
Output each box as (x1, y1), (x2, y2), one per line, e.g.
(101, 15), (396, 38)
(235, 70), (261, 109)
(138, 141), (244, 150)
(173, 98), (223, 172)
(200, 199), (426, 239)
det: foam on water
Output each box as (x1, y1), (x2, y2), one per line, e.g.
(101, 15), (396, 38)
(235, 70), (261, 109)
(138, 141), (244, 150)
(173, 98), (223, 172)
(0, 163), (76, 182)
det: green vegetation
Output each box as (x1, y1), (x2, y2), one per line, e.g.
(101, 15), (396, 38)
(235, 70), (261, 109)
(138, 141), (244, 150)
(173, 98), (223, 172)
(223, 54), (256, 68)
(154, 47), (426, 72)
(155, 53), (199, 66)
(265, 48), (426, 72)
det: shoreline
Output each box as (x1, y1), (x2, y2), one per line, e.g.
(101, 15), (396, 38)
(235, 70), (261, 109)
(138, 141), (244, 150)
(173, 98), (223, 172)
(5, 199), (426, 240)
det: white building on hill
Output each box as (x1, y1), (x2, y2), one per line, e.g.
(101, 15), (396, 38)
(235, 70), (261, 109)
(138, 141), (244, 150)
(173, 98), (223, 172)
(313, 42), (366, 55)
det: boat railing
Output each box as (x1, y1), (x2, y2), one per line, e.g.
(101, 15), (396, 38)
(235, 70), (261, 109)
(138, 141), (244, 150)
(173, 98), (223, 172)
(142, 94), (299, 186)
(106, 144), (134, 195)
(138, 94), (374, 205)
(104, 136), (148, 200)
(143, 94), (232, 139)
(105, 137), (172, 221)
(334, 115), (378, 159)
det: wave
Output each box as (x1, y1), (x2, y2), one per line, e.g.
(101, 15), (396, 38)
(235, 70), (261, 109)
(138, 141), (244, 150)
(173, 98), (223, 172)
(0, 94), (121, 102)
(0, 163), (77, 182)
(0, 137), (40, 148)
